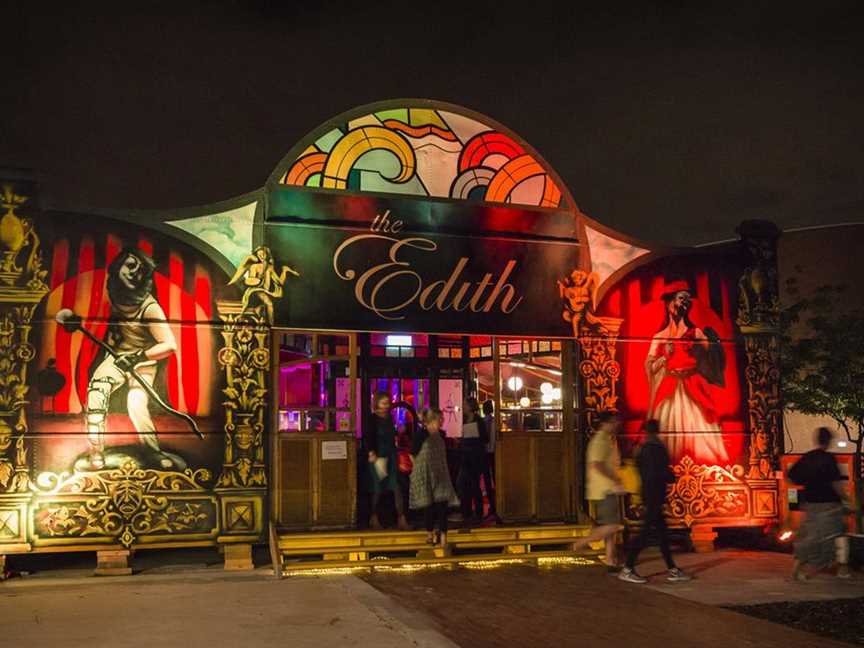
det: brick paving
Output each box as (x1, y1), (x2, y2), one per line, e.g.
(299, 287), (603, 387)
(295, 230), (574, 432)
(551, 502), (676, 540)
(363, 560), (853, 647)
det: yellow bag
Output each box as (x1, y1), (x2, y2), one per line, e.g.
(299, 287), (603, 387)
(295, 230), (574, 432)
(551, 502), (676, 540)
(618, 459), (641, 495)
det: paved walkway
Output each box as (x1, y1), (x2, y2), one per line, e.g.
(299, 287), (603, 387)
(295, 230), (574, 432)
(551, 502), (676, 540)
(0, 566), (455, 648)
(640, 549), (864, 606)
(363, 556), (858, 647)
(2, 549), (861, 647)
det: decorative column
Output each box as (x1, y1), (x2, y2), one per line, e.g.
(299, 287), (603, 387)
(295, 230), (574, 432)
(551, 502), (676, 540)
(558, 269), (624, 421)
(0, 183), (48, 555)
(559, 269), (624, 525)
(736, 220), (782, 525)
(736, 220), (782, 479)
(214, 300), (269, 568)
(578, 316), (624, 419)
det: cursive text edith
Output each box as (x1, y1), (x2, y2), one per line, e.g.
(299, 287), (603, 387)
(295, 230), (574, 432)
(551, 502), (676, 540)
(332, 211), (524, 320)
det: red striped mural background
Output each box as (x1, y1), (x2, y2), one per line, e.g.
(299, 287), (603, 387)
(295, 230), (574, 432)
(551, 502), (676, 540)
(37, 233), (216, 416)
(598, 264), (747, 462)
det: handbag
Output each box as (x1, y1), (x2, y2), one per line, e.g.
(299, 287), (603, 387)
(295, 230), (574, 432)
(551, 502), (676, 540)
(373, 457), (389, 480)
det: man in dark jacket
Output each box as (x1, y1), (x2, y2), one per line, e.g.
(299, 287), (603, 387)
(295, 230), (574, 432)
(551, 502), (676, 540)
(787, 427), (849, 581)
(619, 420), (691, 583)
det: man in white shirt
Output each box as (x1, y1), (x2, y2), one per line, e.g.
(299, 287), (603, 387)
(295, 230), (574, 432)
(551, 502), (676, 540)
(572, 413), (625, 568)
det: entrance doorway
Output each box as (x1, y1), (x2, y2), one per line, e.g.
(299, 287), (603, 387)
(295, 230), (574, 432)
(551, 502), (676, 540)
(271, 330), (578, 532)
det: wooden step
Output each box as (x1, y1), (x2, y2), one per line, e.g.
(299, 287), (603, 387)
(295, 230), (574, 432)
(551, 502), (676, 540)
(279, 549), (598, 576)
(273, 523), (592, 566)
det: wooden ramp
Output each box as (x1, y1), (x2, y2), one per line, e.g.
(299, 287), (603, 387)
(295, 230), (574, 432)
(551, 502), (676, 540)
(270, 523), (596, 577)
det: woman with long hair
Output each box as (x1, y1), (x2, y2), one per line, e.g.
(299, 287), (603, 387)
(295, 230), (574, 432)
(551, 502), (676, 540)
(410, 407), (459, 546)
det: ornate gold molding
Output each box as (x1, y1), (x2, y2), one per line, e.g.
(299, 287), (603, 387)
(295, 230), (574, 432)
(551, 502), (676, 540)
(578, 316), (624, 415)
(735, 221), (780, 333)
(559, 268), (624, 417)
(736, 221), (782, 480)
(666, 457), (748, 526)
(0, 184), (48, 495)
(743, 335), (781, 479)
(215, 300), (268, 489)
(32, 461), (214, 548)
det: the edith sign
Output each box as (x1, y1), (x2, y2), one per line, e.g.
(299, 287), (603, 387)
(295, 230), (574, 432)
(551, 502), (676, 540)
(333, 209), (523, 320)
(266, 188), (582, 336)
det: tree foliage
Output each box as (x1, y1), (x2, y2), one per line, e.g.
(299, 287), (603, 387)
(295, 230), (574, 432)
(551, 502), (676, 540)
(780, 282), (864, 442)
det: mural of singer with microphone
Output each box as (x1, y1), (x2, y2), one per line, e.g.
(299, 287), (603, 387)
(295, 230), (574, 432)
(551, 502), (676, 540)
(645, 280), (729, 464)
(78, 247), (184, 471)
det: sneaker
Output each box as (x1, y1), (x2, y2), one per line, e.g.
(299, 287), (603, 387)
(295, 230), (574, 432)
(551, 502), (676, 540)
(666, 568), (691, 583)
(618, 568), (648, 584)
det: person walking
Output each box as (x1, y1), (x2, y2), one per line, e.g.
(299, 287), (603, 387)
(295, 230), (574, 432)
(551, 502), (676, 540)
(459, 397), (489, 524)
(619, 420), (691, 583)
(363, 391), (409, 530)
(481, 399), (500, 522)
(410, 407), (460, 546)
(788, 427), (851, 581)
(572, 413), (626, 568)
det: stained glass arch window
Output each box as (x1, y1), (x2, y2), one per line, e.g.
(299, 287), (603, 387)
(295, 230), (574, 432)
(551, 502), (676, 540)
(266, 99), (576, 212)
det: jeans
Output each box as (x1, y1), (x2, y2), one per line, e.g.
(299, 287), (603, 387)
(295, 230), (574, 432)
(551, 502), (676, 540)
(625, 502), (675, 570)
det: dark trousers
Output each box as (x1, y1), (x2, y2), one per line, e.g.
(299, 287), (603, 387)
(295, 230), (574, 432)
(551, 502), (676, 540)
(460, 444), (486, 519)
(626, 502), (675, 570)
(424, 501), (449, 533)
(481, 452), (496, 514)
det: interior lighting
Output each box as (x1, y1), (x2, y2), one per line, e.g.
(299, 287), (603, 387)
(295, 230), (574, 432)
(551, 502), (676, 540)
(507, 376), (523, 391)
(386, 335), (412, 346)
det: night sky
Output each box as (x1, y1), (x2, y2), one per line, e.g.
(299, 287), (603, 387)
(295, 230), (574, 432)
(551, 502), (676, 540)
(4, 1), (863, 246)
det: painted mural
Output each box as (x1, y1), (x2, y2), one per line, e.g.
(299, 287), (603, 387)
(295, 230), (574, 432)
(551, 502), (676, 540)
(31, 221), (221, 476)
(0, 183), (271, 554)
(596, 259), (746, 467)
(574, 247), (780, 531)
(0, 101), (786, 564)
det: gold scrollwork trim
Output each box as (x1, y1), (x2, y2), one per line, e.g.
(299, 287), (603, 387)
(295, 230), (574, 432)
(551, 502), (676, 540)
(31, 461), (215, 548)
(666, 456), (749, 527)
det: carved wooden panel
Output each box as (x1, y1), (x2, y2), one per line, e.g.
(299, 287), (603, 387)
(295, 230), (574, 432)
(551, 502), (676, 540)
(536, 436), (565, 520)
(277, 437), (311, 527)
(316, 436), (356, 528)
(499, 435), (533, 520)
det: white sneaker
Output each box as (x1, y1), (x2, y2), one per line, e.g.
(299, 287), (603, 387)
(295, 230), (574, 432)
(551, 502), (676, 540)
(618, 568), (648, 584)
(667, 568), (691, 582)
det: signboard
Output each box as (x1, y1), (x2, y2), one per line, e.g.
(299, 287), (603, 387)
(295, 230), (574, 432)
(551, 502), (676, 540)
(321, 441), (348, 460)
(266, 188), (583, 336)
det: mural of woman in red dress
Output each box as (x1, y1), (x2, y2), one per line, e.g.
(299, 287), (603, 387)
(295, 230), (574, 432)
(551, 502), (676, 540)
(645, 280), (729, 464)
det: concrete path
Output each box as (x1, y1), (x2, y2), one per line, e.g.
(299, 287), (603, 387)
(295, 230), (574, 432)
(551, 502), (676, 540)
(0, 567), (456, 648)
(2, 549), (862, 647)
(638, 549), (864, 605)
(362, 554), (858, 647)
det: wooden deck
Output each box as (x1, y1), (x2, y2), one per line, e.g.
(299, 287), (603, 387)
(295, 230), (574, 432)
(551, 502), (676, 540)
(270, 523), (596, 576)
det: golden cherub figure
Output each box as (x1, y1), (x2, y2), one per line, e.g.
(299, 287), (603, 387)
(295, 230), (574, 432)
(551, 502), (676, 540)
(557, 269), (600, 336)
(229, 246), (300, 323)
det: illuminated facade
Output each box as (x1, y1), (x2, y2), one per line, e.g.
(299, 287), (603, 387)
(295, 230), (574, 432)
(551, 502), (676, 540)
(0, 101), (783, 570)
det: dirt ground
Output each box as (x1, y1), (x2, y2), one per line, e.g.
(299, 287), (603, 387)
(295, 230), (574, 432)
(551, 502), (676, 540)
(728, 598), (864, 646)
